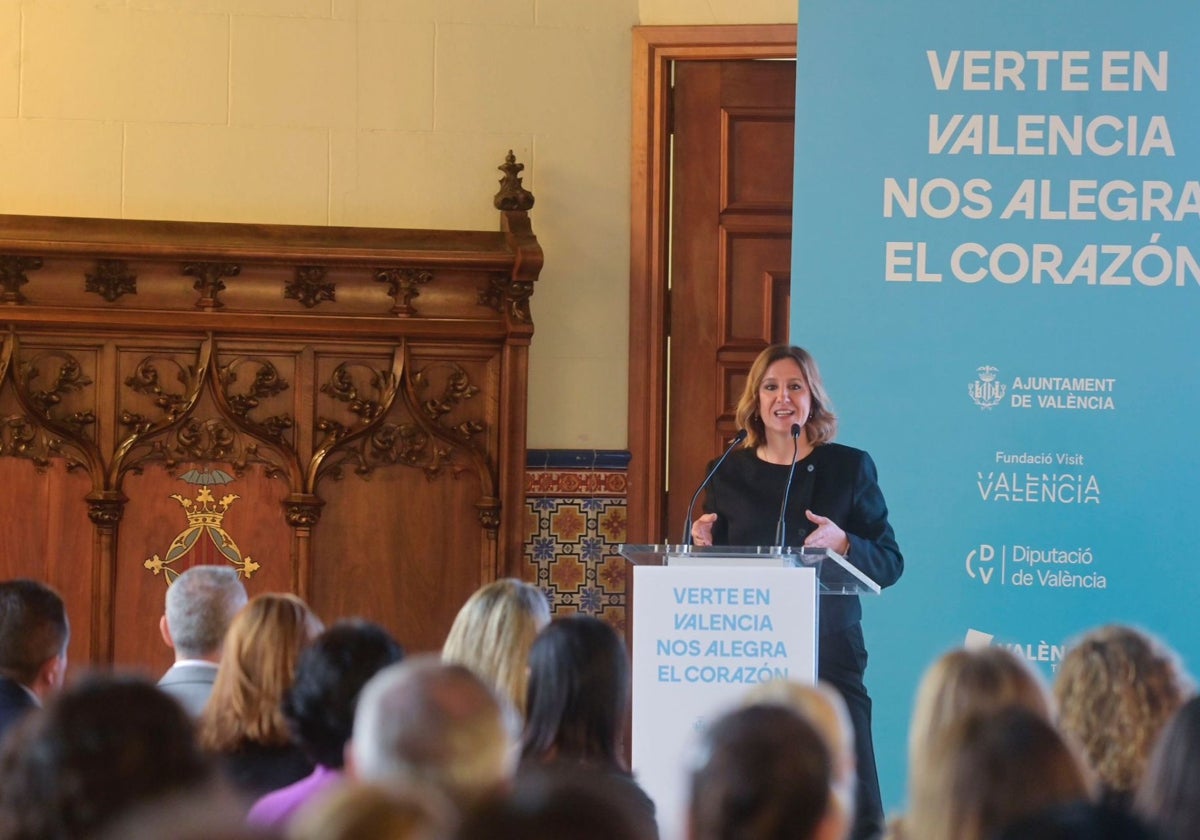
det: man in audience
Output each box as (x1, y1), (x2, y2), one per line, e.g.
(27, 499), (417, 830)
(157, 565), (247, 717)
(688, 703), (847, 840)
(348, 657), (516, 809)
(0, 579), (70, 739)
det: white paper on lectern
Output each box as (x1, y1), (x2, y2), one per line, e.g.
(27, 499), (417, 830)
(631, 565), (817, 840)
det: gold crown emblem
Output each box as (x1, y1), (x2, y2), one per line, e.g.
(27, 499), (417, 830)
(144, 484), (260, 583)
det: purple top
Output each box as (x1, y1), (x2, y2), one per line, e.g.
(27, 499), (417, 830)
(246, 764), (342, 828)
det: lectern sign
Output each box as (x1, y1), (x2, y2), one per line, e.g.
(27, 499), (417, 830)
(631, 564), (817, 840)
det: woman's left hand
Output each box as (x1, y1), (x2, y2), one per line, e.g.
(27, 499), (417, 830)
(803, 509), (851, 556)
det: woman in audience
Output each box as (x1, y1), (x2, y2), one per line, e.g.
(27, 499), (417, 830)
(688, 703), (846, 840)
(247, 619), (404, 829)
(442, 578), (549, 720)
(907, 706), (1089, 840)
(908, 645), (1050, 781)
(0, 674), (214, 840)
(744, 678), (857, 815)
(198, 592), (324, 800)
(457, 765), (658, 840)
(520, 614), (656, 833)
(289, 781), (454, 840)
(1055, 624), (1186, 809)
(887, 645), (1051, 839)
(1134, 694), (1200, 840)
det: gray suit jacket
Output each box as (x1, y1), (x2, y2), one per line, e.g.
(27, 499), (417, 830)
(157, 662), (218, 718)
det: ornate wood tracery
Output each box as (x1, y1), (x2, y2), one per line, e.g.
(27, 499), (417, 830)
(0, 154), (541, 669)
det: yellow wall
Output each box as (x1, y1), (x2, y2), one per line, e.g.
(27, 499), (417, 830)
(0, 0), (794, 449)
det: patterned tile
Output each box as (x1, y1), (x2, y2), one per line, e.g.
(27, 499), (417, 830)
(523, 462), (629, 631)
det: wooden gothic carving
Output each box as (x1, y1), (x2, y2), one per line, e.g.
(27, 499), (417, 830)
(0, 154), (542, 672)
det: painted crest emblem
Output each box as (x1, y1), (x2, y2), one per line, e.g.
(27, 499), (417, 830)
(968, 365), (1006, 410)
(144, 469), (260, 584)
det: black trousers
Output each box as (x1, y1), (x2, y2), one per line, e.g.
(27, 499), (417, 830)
(819, 622), (884, 840)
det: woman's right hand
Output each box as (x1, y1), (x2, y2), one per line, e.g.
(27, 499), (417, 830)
(691, 513), (717, 546)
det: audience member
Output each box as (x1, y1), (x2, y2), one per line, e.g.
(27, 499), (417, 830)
(520, 614), (656, 830)
(289, 781), (454, 840)
(1134, 694), (1200, 840)
(994, 801), (1161, 840)
(158, 565), (248, 717)
(198, 592), (324, 800)
(98, 790), (280, 840)
(687, 703), (846, 840)
(884, 646), (1052, 839)
(348, 657), (515, 810)
(0, 579), (69, 740)
(745, 678), (857, 813)
(908, 646), (1050, 785)
(1055, 624), (1186, 809)
(457, 765), (658, 840)
(906, 706), (1088, 840)
(246, 619), (404, 829)
(441, 578), (549, 720)
(0, 674), (213, 840)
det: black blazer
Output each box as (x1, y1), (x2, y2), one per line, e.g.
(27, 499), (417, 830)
(703, 442), (904, 635)
(0, 675), (38, 742)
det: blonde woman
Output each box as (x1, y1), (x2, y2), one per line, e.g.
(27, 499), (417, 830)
(910, 707), (1088, 840)
(198, 592), (323, 799)
(1055, 624), (1186, 809)
(888, 646), (1052, 840)
(442, 578), (549, 719)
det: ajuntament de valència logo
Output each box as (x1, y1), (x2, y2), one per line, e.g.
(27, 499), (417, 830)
(968, 365), (1006, 409)
(968, 365), (1116, 411)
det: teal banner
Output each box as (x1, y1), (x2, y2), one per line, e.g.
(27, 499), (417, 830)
(792, 0), (1200, 811)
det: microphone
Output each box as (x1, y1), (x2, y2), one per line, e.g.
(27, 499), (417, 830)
(773, 423), (802, 547)
(682, 429), (748, 545)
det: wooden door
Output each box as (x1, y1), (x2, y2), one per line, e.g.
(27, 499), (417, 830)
(665, 60), (796, 542)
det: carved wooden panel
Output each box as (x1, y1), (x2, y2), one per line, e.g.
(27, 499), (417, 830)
(0, 153), (541, 668)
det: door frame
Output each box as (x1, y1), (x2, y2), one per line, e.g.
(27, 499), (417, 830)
(627, 24), (797, 543)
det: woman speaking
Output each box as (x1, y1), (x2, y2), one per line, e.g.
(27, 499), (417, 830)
(691, 344), (903, 840)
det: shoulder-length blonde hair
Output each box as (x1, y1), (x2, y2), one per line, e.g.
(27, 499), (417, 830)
(908, 646), (1051, 788)
(910, 707), (1088, 840)
(442, 578), (550, 719)
(197, 592), (323, 752)
(734, 345), (837, 450)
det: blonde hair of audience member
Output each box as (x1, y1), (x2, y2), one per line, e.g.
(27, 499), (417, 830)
(908, 646), (1050, 786)
(908, 706), (1088, 840)
(288, 781), (454, 840)
(1055, 624), (1186, 802)
(441, 579), (549, 719)
(744, 679), (856, 812)
(198, 592), (324, 752)
(349, 657), (515, 810)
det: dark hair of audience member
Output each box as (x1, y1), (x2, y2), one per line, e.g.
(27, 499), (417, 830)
(908, 706), (1089, 840)
(457, 765), (658, 840)
(992, 800), (1161, 840)
(688, 703), (836, 840)
(0, 579), (69, 685)
(521, 614), (630, 771)
(1134, 694), (1200, 840)
(0, 674), (212, 840)
(284, 619), (405, 768)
